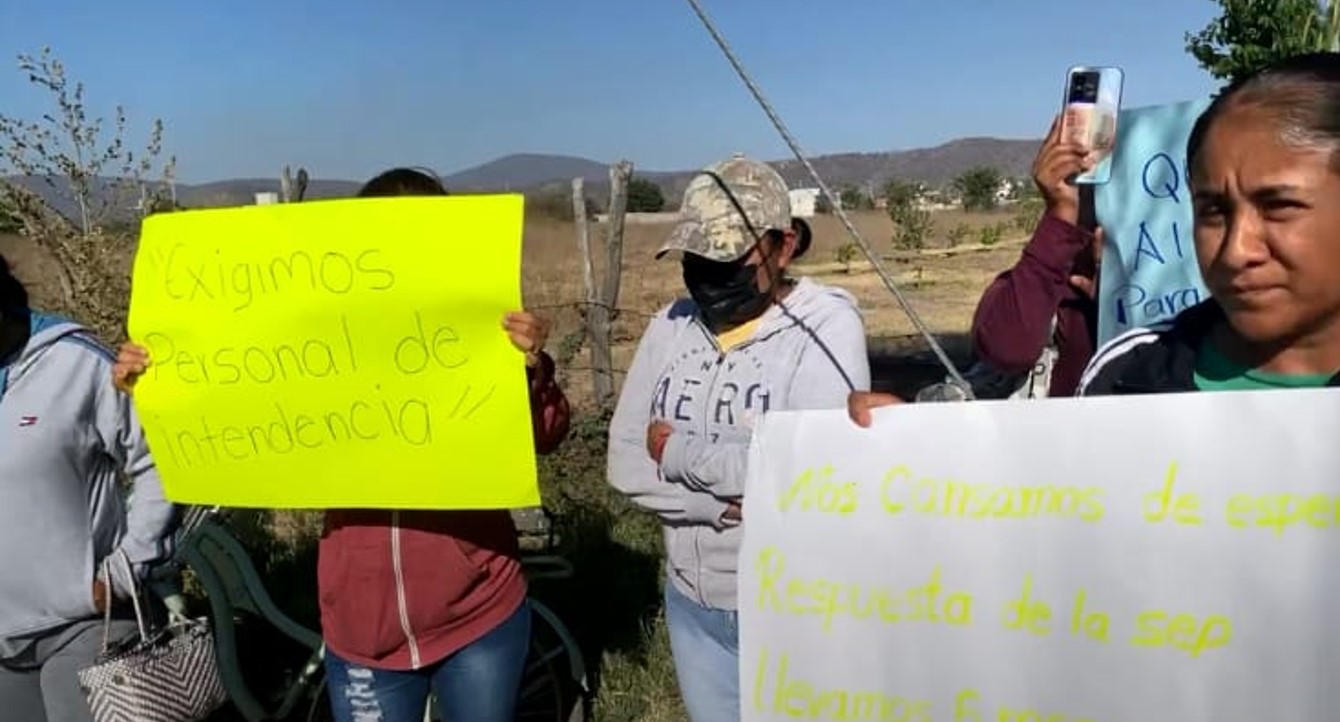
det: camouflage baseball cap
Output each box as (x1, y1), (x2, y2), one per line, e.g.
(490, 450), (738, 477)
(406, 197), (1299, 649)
(657, 154), (791, 263)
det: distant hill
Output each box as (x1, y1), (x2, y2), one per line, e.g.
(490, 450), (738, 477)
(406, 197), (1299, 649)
(776, 137), (1042, 189)
(181, 178), (362, 206)
(443, 153), (624, 190)
(2, 136), (1041, 216)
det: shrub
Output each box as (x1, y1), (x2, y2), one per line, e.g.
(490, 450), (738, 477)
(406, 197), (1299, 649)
(0, 47), (175, 342)
(626, 177), (665, 213)
(835, 242), (859, 271)
(979, 223), (1003, 246)
(1013, 196), (1045, 235)
(947, 223), (971, 247)
(838, 186), (873, 211)
(953, 166), (1003, 212)
(0, 198), (18, 234)
(884, 179), (932, 251)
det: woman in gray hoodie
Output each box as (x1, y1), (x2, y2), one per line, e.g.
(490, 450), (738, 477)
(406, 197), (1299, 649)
(607, 155), (871, 722)
(0, 255), (177, 722)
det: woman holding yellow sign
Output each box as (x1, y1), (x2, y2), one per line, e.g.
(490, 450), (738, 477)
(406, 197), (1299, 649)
(113, 168), (571, 722)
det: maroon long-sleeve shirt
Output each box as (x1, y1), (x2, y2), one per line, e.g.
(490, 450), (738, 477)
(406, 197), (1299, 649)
(318, 352), (571, 671)
(971, 214), (1098, 397)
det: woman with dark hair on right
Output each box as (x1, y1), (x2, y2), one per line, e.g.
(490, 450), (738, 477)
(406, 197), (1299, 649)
(1076, 51), (1340, 395)
(850, 51), (1340, 423)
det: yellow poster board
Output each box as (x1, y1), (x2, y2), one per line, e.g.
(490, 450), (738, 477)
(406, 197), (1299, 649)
(126, 195), (538, 510)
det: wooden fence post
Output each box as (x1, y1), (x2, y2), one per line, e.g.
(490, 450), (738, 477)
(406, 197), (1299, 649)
(280, 165), (293, 203)
(295, 168), (309, 202)
(279, 166), (309, 202)
(572, 178), (595, 307)
(585, 161), (633, 407)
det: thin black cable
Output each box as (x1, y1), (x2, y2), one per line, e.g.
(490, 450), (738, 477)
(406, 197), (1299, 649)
(680, 0), (973, 397)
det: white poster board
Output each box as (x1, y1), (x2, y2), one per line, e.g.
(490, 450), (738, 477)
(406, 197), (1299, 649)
(739, 389), (1340, 722)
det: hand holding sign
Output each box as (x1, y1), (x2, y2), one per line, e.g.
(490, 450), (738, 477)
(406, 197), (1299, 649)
(113, 342), (151, 393)
(847, 391), (903, 427)
(502, 311), (549, 368)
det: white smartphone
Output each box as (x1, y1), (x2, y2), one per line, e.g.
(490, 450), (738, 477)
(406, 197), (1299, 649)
(1060, 66), (1124, 184)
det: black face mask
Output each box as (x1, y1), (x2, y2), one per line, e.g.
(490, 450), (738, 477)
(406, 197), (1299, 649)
(682, 258), (773, 333)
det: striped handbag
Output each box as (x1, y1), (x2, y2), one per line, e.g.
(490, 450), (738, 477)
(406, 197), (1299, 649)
(77, 551), (228, 722)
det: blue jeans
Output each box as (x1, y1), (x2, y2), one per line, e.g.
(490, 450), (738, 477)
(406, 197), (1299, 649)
(665, 581), (739, 722)
(324, 600), (531, 722)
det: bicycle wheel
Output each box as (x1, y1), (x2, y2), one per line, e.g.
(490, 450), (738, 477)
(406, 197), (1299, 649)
(516, 599), (585, 722)
(305, 676), (333, 722)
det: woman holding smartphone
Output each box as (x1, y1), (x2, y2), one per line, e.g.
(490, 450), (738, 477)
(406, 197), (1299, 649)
(965, 114), (1103, 399)
(853, 52), (1340, 420)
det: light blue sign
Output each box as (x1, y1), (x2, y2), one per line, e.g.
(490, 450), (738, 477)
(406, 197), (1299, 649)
(1094, 98), (1212, 347)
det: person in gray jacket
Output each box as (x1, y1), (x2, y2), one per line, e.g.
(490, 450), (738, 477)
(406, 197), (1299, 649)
(607, 155), (871, 722)
(0, 255), (177, 722)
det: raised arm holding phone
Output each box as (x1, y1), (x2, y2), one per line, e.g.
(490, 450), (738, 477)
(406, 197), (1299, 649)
(968, 113), (1104, 399)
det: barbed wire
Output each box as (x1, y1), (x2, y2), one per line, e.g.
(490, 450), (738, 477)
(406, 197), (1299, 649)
(561, 366), (630, 376)
(680, 0), (974, 398)
(525, 300), (659, 320)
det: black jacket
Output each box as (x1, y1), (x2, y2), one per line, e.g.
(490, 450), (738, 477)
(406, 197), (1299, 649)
(1078, 300), (1340, 395)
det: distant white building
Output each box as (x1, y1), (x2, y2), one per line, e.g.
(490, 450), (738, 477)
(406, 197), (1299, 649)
(788, 187), (822, 218)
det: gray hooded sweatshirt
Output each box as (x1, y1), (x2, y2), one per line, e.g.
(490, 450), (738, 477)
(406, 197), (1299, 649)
(608, 277), (870, 610)
(0, 312), (177, 657)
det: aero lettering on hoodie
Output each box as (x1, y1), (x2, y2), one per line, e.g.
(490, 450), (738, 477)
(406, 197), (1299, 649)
(650, 345), (771, 434)
(609, 277), (871, 611)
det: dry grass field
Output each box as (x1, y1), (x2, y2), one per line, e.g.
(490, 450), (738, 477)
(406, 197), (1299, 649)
(0, 206), (1034, 722)
(522, 208), (1032, 408)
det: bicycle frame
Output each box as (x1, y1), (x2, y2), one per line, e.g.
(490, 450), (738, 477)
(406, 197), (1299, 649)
(521, 557), (591, 696)
(168, 506), (591, 722)
(181, 515), (326, 721)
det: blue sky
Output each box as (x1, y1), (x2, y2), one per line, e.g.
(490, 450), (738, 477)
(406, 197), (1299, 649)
(0, 1), (1222, 183)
